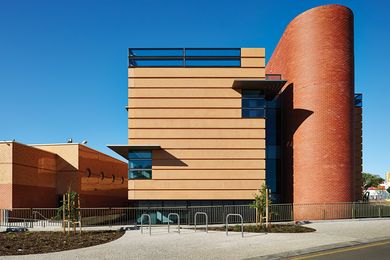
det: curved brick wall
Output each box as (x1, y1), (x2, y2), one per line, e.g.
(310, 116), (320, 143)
(266, 5), (355, 210)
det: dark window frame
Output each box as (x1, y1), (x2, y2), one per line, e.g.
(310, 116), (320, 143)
(128, 150), (152, 179)
(242, 89), (266, 118)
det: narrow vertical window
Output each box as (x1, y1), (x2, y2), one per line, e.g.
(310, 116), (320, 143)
(242, 90), (266, 118)
(128, 151), (152, 179)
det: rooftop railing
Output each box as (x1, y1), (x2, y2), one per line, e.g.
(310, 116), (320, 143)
(128, 48), (241, 67)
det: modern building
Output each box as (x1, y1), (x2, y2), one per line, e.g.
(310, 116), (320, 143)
(108, 5), (363, 214)
(0, 141), (128, 209)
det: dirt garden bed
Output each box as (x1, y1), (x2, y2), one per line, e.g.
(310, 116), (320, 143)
(203, 224), (316, 233)
(0, 231), (124, 256)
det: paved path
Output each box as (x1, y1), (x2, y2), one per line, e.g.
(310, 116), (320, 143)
(2, 219), (390, 260)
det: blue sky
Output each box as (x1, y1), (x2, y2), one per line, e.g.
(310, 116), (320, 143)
(0, 0), (389, 176)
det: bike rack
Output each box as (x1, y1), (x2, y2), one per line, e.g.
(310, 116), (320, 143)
(140, 214), (151, 236)
(194, 212), (208, 233)
(167, 213), (180, 234)
(226, 214), (244, 237)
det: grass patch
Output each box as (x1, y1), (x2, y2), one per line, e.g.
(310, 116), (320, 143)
(0, 231), (124, 256)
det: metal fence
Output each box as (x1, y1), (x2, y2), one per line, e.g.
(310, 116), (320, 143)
(1, 202), (390, 228)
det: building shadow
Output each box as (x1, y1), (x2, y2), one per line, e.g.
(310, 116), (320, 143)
(280, 83), (313, 203)
(153, 150), (188, 167)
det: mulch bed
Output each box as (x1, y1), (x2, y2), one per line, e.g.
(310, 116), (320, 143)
(204, 224), (316, 233)
(0, 231), (125, 256)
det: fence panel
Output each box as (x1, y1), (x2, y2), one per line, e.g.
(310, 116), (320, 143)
(3, 202), (390, 227)
(270, 204), (293, 222)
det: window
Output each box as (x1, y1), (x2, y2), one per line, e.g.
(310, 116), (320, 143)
(354, 93), (363, 107)
(112, 175), (115, 182)
(86, 168), (91, 177)
(128, 151), (152, 179)
(100, 172), (104, 180)
(242, 90), (266, 118)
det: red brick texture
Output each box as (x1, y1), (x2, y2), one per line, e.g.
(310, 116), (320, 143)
(266, 5), (355, 218)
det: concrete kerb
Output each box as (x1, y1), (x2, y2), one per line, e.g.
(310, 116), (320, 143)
(247, 236), (390, 260)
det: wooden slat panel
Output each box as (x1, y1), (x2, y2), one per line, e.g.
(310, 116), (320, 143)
(128, 108), (241, 118)
(151, 169), (265, 179)
(131, 179), (263, 190)
(153, 159), (265, 169)
(128, 189), (262, 200)
(129, 78), (265, 88)
(130, 67), (265, 78)
(152, 149), (265, 159)
(129, 118), (265, 129)
(129, 139), (266, 149)
(129, 88), (241, 98)
(129, 129), (265, 139)
(241, 48), (265, 57)
(128, 98), (241, 108)
(241, 58), (265, 67)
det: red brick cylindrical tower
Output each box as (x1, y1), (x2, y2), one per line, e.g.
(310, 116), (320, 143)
(266, 5), (355, 218)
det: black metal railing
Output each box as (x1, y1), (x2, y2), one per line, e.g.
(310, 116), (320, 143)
(3, 203), (390, 228)
(128, 48), (241, 67)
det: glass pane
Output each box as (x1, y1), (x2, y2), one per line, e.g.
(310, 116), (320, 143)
(129, 59), (183, 67)
(242, 89), (264, 98)
(129, 170), (152, 179)
(129, 49), (182, 57)
(185, 59), (240, 67)
(242, 109), (265, 118)
(185, 48), (240, 57)
(129, 159), (152, 169)
(266, 159), (277, 193)
(129, 151), (152, 159)
(266, 145), (280, 159)
(242, 98), (265, 108)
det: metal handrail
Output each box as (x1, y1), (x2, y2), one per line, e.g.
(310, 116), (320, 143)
(167, 213), (180, 234)
(32, 211), (48, 220)
(140, 214), (151, 236)
(194, 212), (208, 233)
(32, 211), (47, 227)
(226, 214), (244, 237)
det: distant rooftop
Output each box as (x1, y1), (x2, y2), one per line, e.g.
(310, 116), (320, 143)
(128, 48), (241, 68)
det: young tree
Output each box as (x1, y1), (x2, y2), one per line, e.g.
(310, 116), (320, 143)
(250, 184), (270, 226)
(362, 172), (385, 189)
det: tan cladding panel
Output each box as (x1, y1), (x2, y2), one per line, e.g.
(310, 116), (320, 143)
(128, 98), (241, 108)
(241, 48), (265, 57)
(152, 169), (265, 180)
(241, 58), (265, 68)
(153, 149), (265, 159)
(130, 179), (263, 190)
(129, 129), (265, 139)
(129, 118), (265, 129)
(129, 88), (241, 98)
(129, 108), (241, 118)
(129, 78), (265, 88)
(129, 139), (265, 149)
(128, 189), (262, 200)
(0, 143), (12, 184)
(153, 159), (265, 170)
(129, 67), (265, 78)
